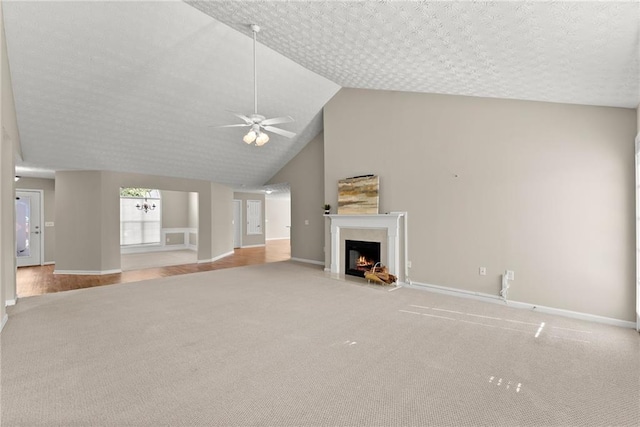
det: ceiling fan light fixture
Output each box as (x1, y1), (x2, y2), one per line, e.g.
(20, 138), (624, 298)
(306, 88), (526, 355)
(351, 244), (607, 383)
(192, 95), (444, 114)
(255, 132), (269, 146)
(243, 130), (257, 144)
(219, 24), (295, 145)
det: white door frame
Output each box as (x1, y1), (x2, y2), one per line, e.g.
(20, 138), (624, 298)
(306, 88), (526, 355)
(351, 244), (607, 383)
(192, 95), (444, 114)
(635, 135), (640, 332)
(15, 189), (44, 267)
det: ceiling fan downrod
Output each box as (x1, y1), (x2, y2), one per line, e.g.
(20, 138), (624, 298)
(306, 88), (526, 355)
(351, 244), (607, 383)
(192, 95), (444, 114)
(251, 24), (260, 116)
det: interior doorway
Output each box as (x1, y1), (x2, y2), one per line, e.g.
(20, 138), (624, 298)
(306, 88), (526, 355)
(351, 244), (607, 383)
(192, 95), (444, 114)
(15, 190), (43, 267)
(265, 189), (291, 262)
(265, 192), (291, 241)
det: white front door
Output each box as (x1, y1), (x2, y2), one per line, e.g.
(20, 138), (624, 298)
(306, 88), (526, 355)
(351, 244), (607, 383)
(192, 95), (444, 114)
(233, 199), (242, 248)
(16, 190), (42, 267)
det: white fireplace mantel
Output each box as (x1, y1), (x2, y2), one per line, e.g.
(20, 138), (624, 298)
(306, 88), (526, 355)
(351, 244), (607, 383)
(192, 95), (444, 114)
(326, 213), (406, 282)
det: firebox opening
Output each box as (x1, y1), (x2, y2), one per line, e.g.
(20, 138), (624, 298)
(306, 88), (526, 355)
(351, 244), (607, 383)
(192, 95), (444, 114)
(345, 240), (381, 278)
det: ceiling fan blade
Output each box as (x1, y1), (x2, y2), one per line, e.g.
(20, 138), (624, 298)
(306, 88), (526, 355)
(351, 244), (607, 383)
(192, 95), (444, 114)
(261, 116), (294, 126)
(228, 111), (253, 124)
(217, 123), (251, 128)
(263, 125), (296, 139)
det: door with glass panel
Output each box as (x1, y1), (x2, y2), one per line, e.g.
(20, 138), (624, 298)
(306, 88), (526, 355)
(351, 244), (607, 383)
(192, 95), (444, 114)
(15, 190), (42, 267)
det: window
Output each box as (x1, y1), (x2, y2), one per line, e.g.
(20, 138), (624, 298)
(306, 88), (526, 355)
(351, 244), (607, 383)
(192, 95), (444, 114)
(120, 188), (161, 246)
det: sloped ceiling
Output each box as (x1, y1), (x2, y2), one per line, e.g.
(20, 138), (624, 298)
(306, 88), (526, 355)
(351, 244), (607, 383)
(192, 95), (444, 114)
(5, 1), (639, 187)
(191, 0), (639, 108)
(5, 1), (340, 186)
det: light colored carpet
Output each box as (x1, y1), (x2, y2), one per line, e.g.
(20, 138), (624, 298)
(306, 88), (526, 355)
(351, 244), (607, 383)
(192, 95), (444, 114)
(121, 249), (197, 271)
(1, 261), (638, 426)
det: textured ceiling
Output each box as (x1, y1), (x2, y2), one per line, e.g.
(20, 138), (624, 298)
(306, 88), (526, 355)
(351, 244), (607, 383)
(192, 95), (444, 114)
(189, 0), (640, 108)
(5, 1), (640, 189)
(5, 1), (339, 188)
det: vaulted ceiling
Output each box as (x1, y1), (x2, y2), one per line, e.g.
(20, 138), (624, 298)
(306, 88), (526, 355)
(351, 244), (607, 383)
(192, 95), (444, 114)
(5, 1), (639, 188)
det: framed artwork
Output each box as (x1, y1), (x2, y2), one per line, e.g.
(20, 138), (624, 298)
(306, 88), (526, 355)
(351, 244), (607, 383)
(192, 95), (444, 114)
(338, 175), (379, 214)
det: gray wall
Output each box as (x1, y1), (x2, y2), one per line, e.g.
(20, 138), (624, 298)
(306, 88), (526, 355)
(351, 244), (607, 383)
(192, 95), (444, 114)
(55, 172), (103, 271)
(232, 192), (266, 247)
(16, 177), (55, 263)
(1, 2), (18, 313)
(160, 190), (189, 229)
(268, 134), (325, 262)
(160, 190), (189, 246)
(211, 183), (234, 257)
(55, 170), (233, 272)
(324, 88), (636, 322)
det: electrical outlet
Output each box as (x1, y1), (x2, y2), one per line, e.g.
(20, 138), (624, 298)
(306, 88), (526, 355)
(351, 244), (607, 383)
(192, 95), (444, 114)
(479, 267), (487, 276)
(304, 219), (309, 225)
(166, 237), (170, 243)
(506, 270), (514, 280)
(407, 260), (412, 268)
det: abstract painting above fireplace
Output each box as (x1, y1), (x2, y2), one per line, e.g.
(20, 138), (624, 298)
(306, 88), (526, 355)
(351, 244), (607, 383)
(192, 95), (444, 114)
(337, 175), (379, 214)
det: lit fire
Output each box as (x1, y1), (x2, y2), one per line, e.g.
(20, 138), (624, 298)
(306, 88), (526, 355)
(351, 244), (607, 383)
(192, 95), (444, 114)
(356, 256), (373, 267)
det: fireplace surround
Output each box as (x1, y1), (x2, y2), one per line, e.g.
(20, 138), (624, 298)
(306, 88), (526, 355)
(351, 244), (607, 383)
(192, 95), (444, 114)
(326, 213), (407, 283)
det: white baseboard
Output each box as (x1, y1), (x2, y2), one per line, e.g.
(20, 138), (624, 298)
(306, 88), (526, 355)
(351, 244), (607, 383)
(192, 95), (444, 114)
(197, 251), (234, 264)
(504, 299), (636, 329)
(266, 237), (290, 241)
(290, 257), (325, 266)
(1, 314), (7, 333)
(241, 244), (266, 248)
(407, 280), (636, 329)
(43, 261), (55, 265)
(54, 269), (122, 275)
(5, 299), (17, 307)
(187, 244), (197, 251)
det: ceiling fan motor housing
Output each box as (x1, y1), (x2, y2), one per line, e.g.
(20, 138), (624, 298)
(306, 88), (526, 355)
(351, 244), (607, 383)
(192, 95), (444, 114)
(250, 114), (265, 123)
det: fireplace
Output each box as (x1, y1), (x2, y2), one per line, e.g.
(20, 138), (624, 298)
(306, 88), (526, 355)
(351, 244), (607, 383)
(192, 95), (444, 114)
(327, 213), (406, 283)
(345, 240), (381, 278)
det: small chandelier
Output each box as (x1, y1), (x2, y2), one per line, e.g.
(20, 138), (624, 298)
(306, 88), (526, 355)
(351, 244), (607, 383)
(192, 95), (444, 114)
(136, 197), (156, 213)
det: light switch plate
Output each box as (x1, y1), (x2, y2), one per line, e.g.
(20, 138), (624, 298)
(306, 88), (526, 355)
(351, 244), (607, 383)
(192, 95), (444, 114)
(45, 222), (54, 227)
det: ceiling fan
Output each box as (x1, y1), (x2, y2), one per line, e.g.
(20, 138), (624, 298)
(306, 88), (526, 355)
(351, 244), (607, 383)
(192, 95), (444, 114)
(219, 24), (296, 146)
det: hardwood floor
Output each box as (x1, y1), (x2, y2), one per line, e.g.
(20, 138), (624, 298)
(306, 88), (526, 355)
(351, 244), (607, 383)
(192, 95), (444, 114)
(17, 239), (291, 298)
